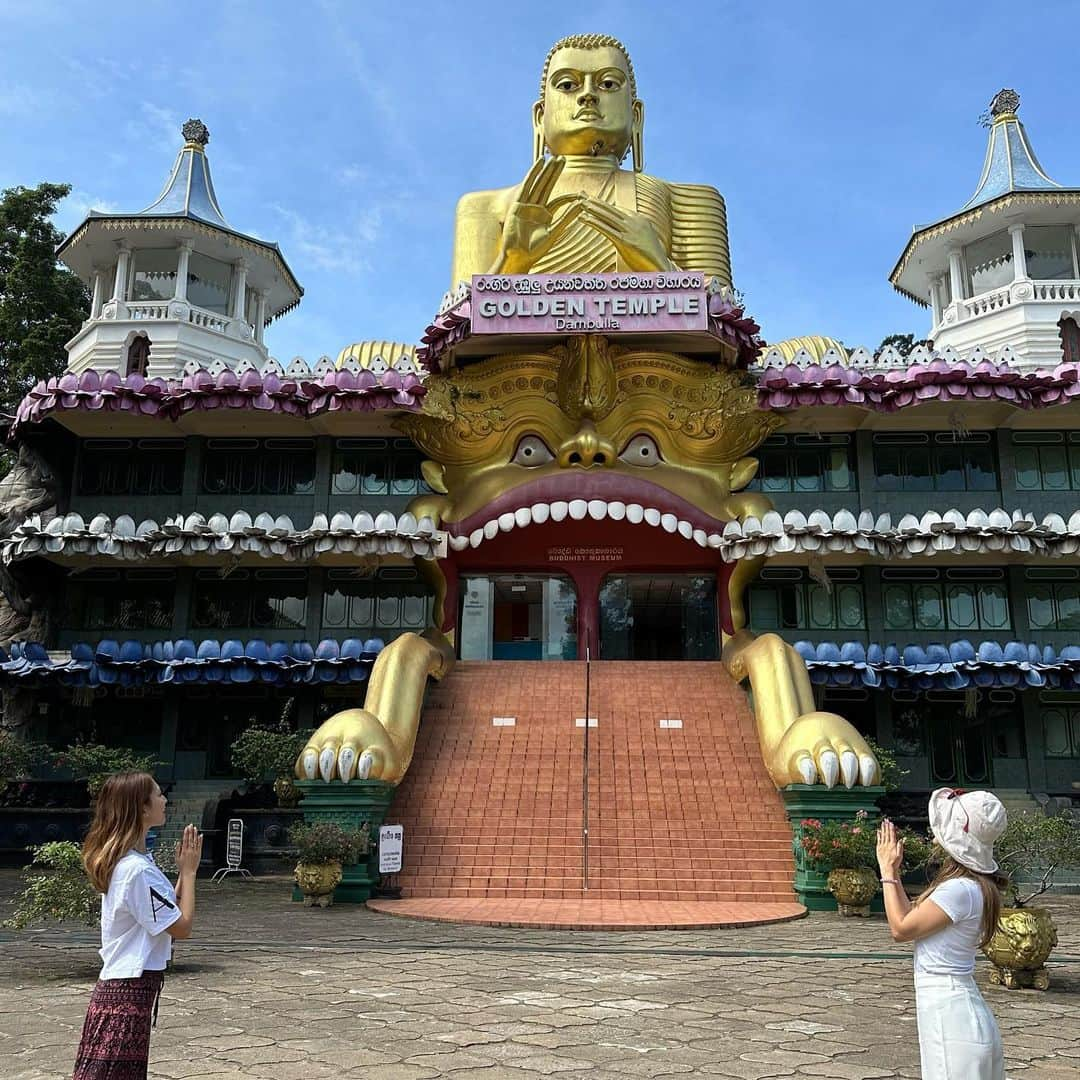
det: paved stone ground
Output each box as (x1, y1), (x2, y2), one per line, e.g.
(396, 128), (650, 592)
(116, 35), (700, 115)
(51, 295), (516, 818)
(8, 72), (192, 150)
(0, 873), (1077, 1079)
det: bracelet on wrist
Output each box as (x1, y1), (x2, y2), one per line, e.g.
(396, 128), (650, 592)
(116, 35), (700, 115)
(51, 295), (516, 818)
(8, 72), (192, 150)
(880, 878), (901, 885)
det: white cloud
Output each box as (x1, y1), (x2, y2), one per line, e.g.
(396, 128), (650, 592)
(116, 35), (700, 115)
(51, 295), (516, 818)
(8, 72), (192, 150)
(271, 204), (373, 275)
(53, 189), (121, 233)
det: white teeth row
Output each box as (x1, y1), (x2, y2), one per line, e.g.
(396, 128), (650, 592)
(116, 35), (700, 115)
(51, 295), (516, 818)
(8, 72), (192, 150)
(448, 500), (721, 551)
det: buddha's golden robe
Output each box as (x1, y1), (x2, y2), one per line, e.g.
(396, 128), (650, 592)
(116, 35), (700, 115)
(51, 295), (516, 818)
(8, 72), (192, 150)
(451, 164), (732, 285)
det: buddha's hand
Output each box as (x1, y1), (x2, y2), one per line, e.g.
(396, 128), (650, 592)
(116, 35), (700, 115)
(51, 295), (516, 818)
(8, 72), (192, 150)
(296, 707), (408, 783)
(578, 198), (674, 272)
(491, 157), (586, 274)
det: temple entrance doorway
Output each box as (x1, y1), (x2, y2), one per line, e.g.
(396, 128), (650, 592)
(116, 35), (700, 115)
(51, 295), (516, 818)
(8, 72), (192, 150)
(459, 573), (578, 660)
(598, 573), (719, 660)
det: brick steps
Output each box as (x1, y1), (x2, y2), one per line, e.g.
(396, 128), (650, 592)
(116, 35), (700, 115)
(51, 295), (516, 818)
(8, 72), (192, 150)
(388, 661), (796, 904)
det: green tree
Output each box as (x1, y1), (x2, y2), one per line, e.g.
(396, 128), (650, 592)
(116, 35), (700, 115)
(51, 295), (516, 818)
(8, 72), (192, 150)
(0, 183), (89, 421)
(876, 333), (931, 358)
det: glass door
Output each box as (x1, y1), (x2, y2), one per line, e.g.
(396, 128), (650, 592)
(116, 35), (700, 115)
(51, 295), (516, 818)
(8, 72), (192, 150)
(598, 574), (719, 660)
(459, 574), (577, 660)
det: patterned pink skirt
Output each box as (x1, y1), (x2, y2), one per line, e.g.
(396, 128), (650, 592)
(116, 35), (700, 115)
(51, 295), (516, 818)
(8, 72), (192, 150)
(72, 971), (164, 1079)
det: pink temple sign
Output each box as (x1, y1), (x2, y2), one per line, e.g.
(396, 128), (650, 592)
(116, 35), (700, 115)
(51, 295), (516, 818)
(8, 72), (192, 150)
(470, 272), (708, 335)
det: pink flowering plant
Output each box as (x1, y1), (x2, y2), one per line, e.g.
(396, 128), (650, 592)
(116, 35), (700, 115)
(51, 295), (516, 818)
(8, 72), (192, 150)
(798, 810), (879, 871)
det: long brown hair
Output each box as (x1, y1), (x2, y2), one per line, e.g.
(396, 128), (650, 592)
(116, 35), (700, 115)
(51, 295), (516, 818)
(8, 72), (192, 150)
(82, 771), (157, 893)
(916, 851), (1010, 949)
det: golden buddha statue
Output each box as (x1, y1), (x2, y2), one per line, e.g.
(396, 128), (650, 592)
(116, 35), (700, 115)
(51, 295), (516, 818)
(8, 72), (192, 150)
(451, 33), (732, 284)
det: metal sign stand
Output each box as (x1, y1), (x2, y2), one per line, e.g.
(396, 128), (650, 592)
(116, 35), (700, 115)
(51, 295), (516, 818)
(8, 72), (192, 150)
(211, 818), (253, 882)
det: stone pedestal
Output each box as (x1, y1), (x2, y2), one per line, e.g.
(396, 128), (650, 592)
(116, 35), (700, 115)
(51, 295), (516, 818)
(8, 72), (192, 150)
(294, 780), (395, 903)
(781, 785), (885, 912)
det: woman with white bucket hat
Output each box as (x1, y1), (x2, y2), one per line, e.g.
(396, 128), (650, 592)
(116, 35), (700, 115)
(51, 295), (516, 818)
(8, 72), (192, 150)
(876, 788), (1010, 1079)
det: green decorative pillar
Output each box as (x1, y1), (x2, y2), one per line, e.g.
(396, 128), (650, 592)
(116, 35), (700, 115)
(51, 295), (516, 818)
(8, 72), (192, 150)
(781, 785), (885, 912)
(295, 780), (396, 903)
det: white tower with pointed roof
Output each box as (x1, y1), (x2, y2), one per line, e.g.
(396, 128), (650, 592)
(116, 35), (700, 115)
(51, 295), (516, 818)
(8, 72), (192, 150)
(890, 90), (1080, 370)
(58, 119), (303, 378)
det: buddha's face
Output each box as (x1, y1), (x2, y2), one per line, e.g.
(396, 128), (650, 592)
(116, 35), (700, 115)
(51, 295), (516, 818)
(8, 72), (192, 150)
(539, 45), (638, 159)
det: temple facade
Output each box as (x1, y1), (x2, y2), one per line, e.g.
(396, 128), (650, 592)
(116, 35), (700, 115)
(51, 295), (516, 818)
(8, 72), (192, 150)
(2, 62), (1079, 885)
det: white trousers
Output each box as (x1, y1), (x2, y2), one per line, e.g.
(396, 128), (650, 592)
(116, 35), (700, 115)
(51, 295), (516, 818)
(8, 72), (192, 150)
(915, 972), (1004, 1079)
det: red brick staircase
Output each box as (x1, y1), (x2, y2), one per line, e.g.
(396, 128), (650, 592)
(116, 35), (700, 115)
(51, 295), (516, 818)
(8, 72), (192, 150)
(388, 661), (796, 904)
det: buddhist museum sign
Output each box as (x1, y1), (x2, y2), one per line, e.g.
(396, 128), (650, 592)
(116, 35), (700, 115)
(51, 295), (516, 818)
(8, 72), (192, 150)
(470, 272), (707, 334)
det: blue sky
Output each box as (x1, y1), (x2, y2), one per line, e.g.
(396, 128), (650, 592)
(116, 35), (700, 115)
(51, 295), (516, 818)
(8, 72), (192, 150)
(2, 1), (1079, 363)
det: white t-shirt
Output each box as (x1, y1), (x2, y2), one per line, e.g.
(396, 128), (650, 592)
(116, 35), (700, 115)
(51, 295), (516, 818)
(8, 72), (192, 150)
(98, 850), (181, 980)
(913, 877), (984, 977)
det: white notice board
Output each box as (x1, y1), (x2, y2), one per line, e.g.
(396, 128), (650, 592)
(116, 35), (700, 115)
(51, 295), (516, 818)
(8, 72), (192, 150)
(379, 825), (403, 873)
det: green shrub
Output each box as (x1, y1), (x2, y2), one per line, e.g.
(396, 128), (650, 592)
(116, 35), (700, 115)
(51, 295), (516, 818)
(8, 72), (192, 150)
(0, 729), (46, 789)
(865, 737), (908, 792)
(230, 723), (313, 785)
(996, 811), (1080, 906)
(798, 811), (878, 871)
(55, 744), (161, 796)
(4, 841), (99, 929)
(288, 821), (369, 865)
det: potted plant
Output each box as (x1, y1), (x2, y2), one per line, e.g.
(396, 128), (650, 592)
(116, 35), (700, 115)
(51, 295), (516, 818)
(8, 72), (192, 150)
(288, 821), (369, 907)
(56, 743), (161, 798)
(799, 810), (880, 915)
(981, 811), (1080, 990)
(3, 840), (99, 929)
(230, 723), (312, 808)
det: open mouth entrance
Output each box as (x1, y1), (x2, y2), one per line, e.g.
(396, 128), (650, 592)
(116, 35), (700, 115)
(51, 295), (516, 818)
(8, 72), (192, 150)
(458, 571), (720, 661)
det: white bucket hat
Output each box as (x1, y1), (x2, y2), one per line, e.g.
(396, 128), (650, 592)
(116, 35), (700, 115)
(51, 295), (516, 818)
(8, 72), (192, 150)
(928, 788), (1008, 874)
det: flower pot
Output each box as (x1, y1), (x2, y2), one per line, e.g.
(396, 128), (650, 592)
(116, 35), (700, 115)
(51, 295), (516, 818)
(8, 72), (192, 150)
(983, 906), (1058, 990)
(294, 860), (342, 907)
(273, 776), (300, 809)
(827, 867), (879, 916)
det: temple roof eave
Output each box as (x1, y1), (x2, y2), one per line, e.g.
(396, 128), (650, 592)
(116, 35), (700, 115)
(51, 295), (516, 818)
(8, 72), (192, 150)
(889, 189), (1080, 305)
(57, 213), (303, 322)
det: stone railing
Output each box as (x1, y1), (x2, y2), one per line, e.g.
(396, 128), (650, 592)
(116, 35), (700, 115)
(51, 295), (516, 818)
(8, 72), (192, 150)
(127, 300), (171, 320)
(1033, 280), (1080, 302)
(189, 307), (230, 333)
(960, 286), (1012, 320)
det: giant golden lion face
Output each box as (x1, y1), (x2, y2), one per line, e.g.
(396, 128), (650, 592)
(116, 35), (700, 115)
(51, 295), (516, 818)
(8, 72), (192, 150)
(401, 337), (780, 549)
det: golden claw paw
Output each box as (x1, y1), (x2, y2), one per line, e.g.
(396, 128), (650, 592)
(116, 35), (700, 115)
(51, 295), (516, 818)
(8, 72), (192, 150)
(772, 711), (878, 789)
(296, 709), (407, 784)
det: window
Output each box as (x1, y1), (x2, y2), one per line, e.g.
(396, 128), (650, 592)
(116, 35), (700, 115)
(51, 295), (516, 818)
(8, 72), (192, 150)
(1062, 320), (1080, 367)
(748, 569), (866, 632)
(191, 570), (307, 630)
(127, 335), (150, 377)
(130, 249), (177, 302)
(873, 432), (997, 492)
(1038, 694), (1080, 758)
(964, 230), (1013, 294)
(64, 571), (175, 631)
(77, 439), (185, 497)
(331, 439), (431, 497)
(201, 439), (315, 496)
(1025, 569), (1080, 631)
(321, 570), (431, 641)
(881, 568), (1011, 632)
(747, 434), (856, 494)
(1013, 431), (1080, 491)
(1025, 225), (1076, 281)
(187, 252), (233, 315)
(890, 693), (926, 755)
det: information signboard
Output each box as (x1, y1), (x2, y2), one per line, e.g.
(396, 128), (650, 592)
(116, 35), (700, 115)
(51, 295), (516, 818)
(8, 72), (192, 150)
(470, 272), (707, 335)
(379, 824), (403, 874)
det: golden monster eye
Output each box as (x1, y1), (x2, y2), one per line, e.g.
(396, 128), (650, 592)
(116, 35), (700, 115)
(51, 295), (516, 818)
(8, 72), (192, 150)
(619, 434), (662, 467)
(512, 435), (555, 467)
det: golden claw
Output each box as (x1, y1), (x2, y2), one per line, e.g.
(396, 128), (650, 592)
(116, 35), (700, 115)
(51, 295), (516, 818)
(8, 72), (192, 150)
(296, 630), (454, 785)
(723, 630), (879, 789)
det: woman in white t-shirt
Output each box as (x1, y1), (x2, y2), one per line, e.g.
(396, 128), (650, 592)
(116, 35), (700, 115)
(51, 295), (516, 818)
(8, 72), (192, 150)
(72, 771), (202, 1079)
(876, 788), (1010, 1080)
